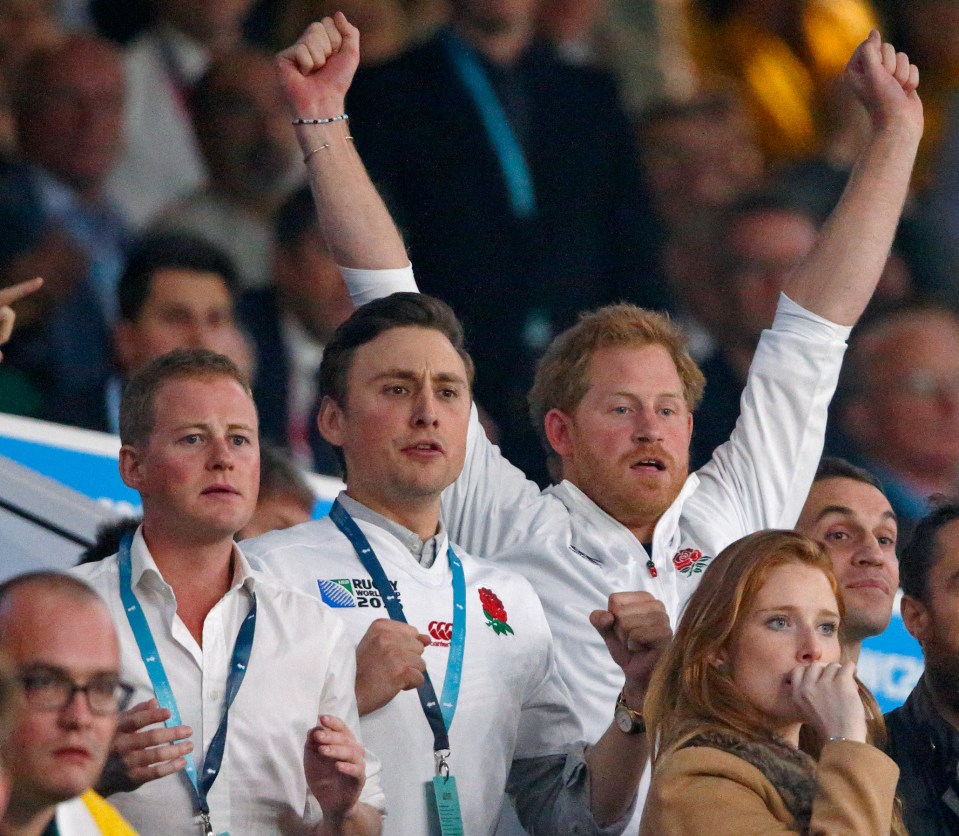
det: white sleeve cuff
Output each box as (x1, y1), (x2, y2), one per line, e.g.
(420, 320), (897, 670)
(338, 263), (418, 307)
(774, 292), (854, 343)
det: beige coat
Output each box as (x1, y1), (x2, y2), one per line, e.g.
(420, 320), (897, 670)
(640, 739), (899, 834)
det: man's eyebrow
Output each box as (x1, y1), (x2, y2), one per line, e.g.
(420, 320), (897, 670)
(605, 390), (685, 400)
(171, 422), (256, 432)
(433, 372), (468, 385)
(372, 369), (468, 385)
(814, 504), (898, 524)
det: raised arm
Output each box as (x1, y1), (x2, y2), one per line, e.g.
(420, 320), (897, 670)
(275, 15), (408, 271)
(782, 30), (922, 325)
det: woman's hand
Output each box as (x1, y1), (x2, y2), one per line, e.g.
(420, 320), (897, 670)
(789, 661), (868, 743)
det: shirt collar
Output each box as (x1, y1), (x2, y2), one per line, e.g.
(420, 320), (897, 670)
(337, 491), (446, 568)
(155, 22), (211, 84)
(547, 473), (700, 561)
(128, 525), (256, 595)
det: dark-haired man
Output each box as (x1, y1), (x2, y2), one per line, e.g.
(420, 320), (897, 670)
(238, 185), (353, 470)
(0, 35), (130, 422)
(106, 0), (257, 228)
(245, 291), (667, 834)
(58, 233), (250, 434)
(150, 46), (301, 289)
(884, 501), (959, 834)
(796, 457), (899, 662)
(74, 349), (384, 835)
(0, 572), (136, 834)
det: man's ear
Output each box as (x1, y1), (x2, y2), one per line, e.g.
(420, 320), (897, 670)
(317, 396), (345, 447)
(118, 444), (145, 492)
(113, 321), (139, 376)
(543, 408), (574, 458)
(900, 594), (930, 647)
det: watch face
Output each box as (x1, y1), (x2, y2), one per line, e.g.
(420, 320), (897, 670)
(615, 706), (634, 733)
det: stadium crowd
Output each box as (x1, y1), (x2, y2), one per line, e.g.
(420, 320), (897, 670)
(1, 0), (959, 834)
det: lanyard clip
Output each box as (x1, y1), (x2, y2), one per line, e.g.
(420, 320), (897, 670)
(434, 749), (451, 778)
(200, 812), (214, 836)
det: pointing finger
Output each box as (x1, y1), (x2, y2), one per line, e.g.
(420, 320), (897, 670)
(0, 276), (43, 307)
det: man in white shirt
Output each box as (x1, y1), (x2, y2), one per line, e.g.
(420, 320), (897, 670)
(106, 0), (257, 227)
(244, 292), (670, 835)
(73, 349), (384, 836)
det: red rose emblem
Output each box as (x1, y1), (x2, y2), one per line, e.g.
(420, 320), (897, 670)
(672, 548), (712, 577)
(478, 587), (514, 636)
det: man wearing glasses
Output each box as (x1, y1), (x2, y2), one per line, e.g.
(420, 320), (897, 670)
(837, 303), (959, 539)
(0, 571), (137, 834)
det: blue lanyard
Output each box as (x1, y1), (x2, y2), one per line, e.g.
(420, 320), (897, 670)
(117, 533), (256, 831)
(441, 28), (537, 219)
(329, 500), (466, 750)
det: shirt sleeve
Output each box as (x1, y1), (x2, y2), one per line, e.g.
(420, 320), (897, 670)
(440, 403), (548, 556)
(304, 609), (387, 821)
(507, 747), (633, 836)
(690, 291), (850, 535)
(338, 263), (418, 307)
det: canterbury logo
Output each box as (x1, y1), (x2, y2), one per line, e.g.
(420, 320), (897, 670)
(429, 621), (453, 644)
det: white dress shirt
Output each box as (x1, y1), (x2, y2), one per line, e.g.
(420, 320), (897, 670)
(74, 528), (385, 835)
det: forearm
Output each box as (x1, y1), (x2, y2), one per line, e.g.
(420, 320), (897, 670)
(311, 802), (383, 836)
(294, 119), (408, 270)
(811, 740), (899, 833)
(783, 121), (920, 325)
(585, 722), (649, 826)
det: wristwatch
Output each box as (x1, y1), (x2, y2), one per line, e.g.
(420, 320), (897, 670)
(614, 690), (645, 735)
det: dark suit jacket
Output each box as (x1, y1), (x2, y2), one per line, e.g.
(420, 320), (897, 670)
(238, 286), (341, 477)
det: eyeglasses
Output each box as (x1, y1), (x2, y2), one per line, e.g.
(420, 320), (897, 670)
(18, 666), (135, 716)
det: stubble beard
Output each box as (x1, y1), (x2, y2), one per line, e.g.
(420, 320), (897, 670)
(923, 638), (959, 718)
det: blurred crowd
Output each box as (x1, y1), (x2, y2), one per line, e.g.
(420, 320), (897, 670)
(0, 6), (954, 834)
(1, 0), (959, 534)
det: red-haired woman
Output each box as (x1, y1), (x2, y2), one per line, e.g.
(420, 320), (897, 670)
(641, 530), (905, 835)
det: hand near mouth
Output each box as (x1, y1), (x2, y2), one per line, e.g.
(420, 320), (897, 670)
(788, 661), (867, 743)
